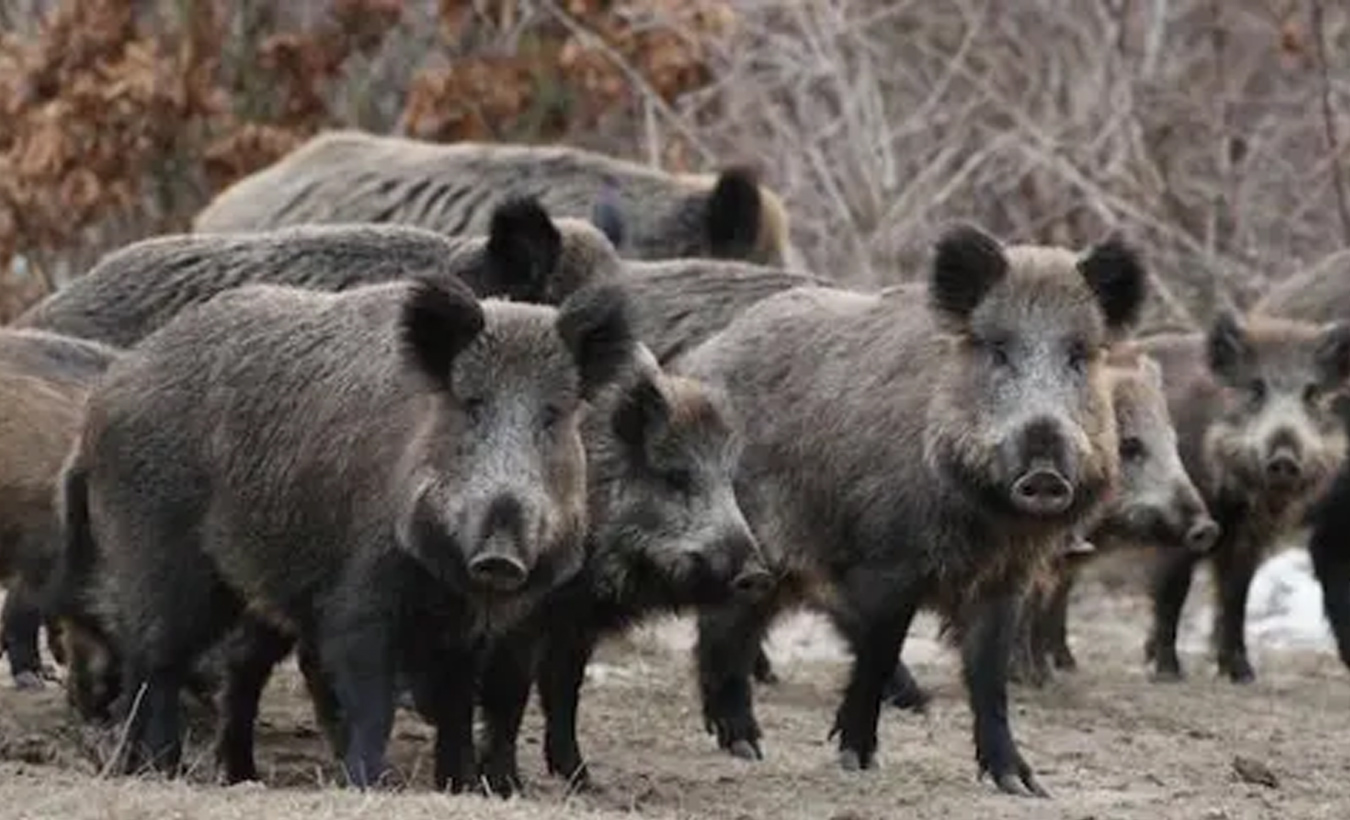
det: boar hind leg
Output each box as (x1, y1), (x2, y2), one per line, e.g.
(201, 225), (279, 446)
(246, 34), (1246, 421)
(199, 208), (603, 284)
(539, 619), (602, 788)
(962, 592), (1048, 798)
(480, 633), (538, 798)
(1008, 589), (1051, 688)
(751, 646), (779, 685)
(296, 639), (344, 757)
(2, 587), (48, 689)
(1213, 546), (1261, 684)
(215, 617), (296, 783)
(1146, 548), (1200, 681)
(697, 598), (778, 761)
(829, 596), (917, 770)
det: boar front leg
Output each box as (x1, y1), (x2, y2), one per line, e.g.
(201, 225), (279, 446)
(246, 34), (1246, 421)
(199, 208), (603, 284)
(829, 590), (917, 770)
(963, 592), (1048, 798)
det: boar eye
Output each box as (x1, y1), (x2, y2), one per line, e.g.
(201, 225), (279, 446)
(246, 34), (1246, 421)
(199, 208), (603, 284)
(1066, 339), (1089, 373)
(462, 397), (486, 422)
(541, 405), (564, 431)
(980, 337), (1011, 368)
(664, 468), (694, 494)
(1248, 379), (1268, 405)
(1120, 436), (1147, 463)
(1304, 383), (1323, 406)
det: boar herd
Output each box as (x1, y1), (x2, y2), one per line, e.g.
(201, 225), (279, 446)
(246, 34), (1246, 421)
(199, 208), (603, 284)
(1, 129), (1348, 800)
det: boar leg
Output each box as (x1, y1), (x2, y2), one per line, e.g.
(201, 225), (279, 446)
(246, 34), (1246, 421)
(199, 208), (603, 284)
(408, 644), (477, 794)
(321, 614), (397, 790)
(2, 588), (47, 689)
(751, 646), (779, 685)
(479, 631), (537, 798)
(1043, 568), (1077, 672)
(883, 659), (931, 712)
(215, 616), (296, 783)
(1213, 544), (1261, 684)
(1146, 548), (1200, 681)
(1308, 481), (1350, 671)
(828, 595), (916, 770)
(696, 597), (778, 760)
(963, 592), (1048, 798)
(1008, 588), (1050, 688)
(539, 616), (602, 787)
(296, 638), (345, 757)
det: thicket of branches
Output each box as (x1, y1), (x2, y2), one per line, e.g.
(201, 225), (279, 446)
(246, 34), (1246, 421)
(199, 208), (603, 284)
(2, 0), (1348, 329)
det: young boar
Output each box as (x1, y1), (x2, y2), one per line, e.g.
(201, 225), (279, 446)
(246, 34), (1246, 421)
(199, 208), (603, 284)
(1140, 312), (1350, 683)
(15, 200), (619, 347)
(676, 227), (1146, 796)
(0, 329), (118, 689)
(56, 276), (636, 789)
(193, 130), (793, 267)
(474, 349), (771, 795)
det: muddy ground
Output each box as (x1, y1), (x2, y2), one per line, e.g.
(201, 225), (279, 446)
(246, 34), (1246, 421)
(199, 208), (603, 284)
(0, 559), (1347, 820)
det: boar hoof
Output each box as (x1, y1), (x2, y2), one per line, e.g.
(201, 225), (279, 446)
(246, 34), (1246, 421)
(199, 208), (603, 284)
(883, 681), (931, 714)
(12, 671), (44, 691)
(1220, 657), (1256, 684)
(1051, 647), (1078, 672)
(837, 748), (876, 771)
(728, 739), (762, 761)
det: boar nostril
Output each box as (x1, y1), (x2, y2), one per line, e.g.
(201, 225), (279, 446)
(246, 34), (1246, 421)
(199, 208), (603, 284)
(1185, 519), (1220, 552)
(467, 553), (528, 592)
(1011, 469), (1074, 515)
(732, 568), (775, 598)
(1264, 453), (1303, 486)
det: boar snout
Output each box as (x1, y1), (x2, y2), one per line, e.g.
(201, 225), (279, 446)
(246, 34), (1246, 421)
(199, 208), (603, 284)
(1006, 417), (1077, 516)
(468, 495), (533, 592)
(1184, 517), (1220, 553)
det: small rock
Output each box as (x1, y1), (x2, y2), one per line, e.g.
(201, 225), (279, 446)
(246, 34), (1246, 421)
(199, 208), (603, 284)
(1232, 755), (1279, 789)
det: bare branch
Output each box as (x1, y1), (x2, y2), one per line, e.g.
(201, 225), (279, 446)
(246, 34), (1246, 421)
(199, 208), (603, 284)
(1311, 0), (1350, 246)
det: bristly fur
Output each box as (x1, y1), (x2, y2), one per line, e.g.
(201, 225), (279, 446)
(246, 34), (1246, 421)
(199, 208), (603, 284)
(191, 130), (792, 267)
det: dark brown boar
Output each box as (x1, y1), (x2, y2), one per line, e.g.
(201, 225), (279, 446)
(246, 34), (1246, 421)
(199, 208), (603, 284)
(56, 276), (636, 789)
(474, 348), (771, 795)
(676, 228), (1146, 795)
(15, 199), (619, 348)
(0, 329), (118, 689)
(1139, 312), (1350, 683)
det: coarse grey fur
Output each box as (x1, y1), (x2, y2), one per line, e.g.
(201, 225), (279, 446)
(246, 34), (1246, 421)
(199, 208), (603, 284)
(192, 130), (793, 266)
(1140, 312), (1350, 683)
(62, 276), (637, 789)
(677, 227), (1146, 796)
(0, 329), (118, 689)
(16, 206), (621, 348)
(620, 259), (830, 364)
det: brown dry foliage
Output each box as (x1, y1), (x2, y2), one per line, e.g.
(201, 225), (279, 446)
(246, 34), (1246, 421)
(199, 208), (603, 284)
(1, 0), (1349, 330)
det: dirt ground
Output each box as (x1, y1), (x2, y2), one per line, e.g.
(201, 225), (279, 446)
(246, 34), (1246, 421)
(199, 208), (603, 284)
(1, 564), (1347, 820)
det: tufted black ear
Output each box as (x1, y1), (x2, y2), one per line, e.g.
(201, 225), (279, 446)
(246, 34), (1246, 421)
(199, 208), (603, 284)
(482, 198), (563, 304)
(611, 371), (670, 452)
(401, 277), (486, 387)
(705, 167), (762, 260)
(590, 185), (627, 249)
(1315, 321), (1350, 386)
(1079, 234), (1147, 333)
(928, 224), (1008, 325)
(1205, 310), (1254, 383)
(555, 282), (638, 401)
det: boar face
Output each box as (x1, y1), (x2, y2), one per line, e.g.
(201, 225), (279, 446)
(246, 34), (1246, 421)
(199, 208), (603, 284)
(926, 228), (1147, 525)
(398, 281), (636, 595)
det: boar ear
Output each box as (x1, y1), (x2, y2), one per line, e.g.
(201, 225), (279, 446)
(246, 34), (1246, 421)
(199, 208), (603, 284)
(611, 372), (670, 450)
(929, 224), (1007, 325)
(590, 185), (627, 249)
(706, 167), (762, 260)
(1315, 322), (1350, 386)
(484, 198), (563, 304)
(1206, 310), (1254, 382)
(1079, 235), (1147, 334)
(556, 282), (638, 401)
(401, 278), (486, 386)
